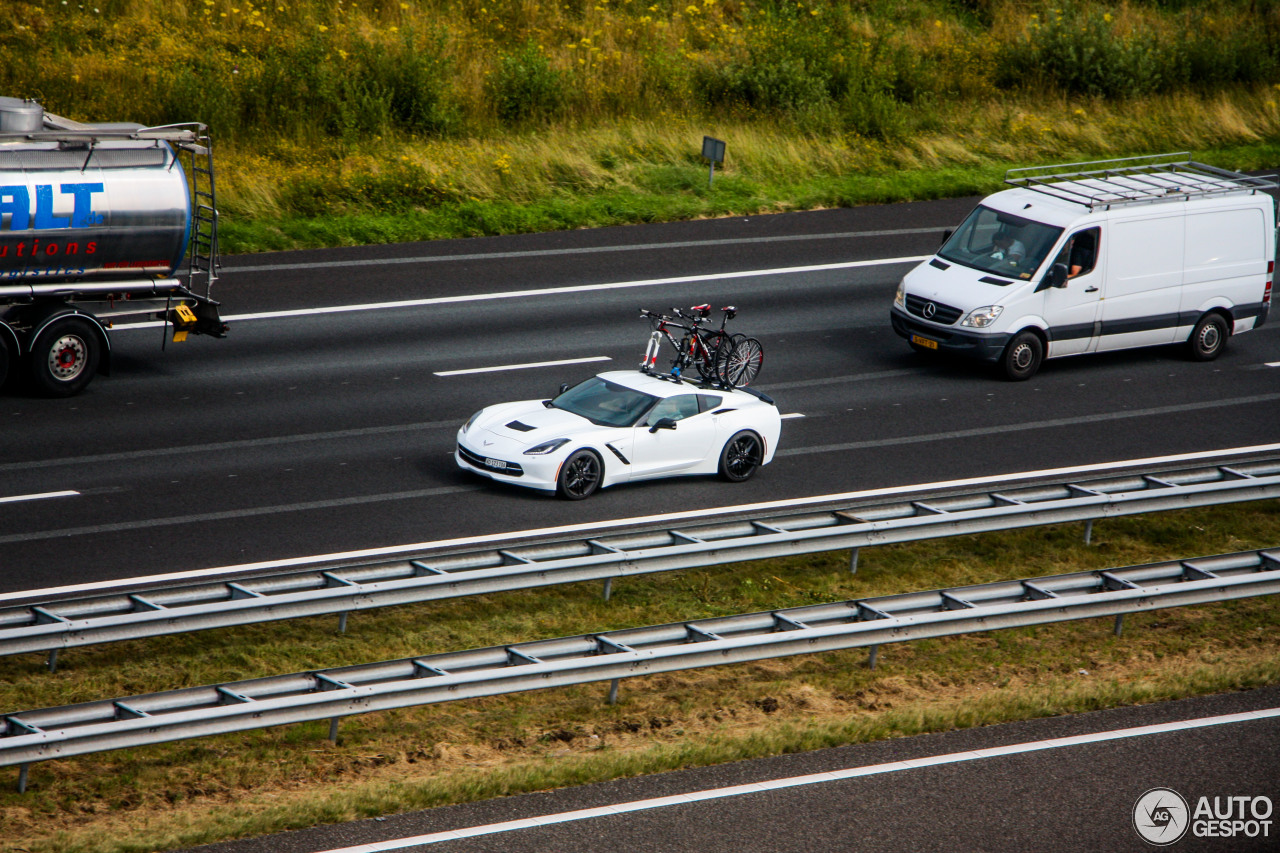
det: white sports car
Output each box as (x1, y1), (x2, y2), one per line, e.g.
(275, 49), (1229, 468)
(456, 370), (781, 499)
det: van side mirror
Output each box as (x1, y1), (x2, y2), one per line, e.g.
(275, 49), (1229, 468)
(649, 417), (677, 433)
(1037, 263), (1068, 292)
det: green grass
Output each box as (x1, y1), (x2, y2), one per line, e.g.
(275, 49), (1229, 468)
(3, 1), (1279, 252)
(1, 503), (1277, 852)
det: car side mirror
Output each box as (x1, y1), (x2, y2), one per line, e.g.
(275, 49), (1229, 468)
(649, 417), (677, 433)
(940, 229), (952, 247)
(559, 383), (570, 395)
(1037, 263), (1068, 292)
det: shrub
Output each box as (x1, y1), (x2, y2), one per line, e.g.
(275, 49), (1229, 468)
(487, 42), (566, 125)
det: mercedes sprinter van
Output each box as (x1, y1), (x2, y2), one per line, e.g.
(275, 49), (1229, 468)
(890, 154), (1277, 379)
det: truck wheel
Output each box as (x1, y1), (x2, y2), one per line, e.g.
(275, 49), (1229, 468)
(29, 317), (101, 397)
(999, 331), (1043, 381)
(1186, 313), (1228, 362)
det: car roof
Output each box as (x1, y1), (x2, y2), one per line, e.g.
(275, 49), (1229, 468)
(594, 370), (757, 401)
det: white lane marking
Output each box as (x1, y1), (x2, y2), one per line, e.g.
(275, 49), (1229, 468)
(0, 490), (79, 505)
(310, 707), (1280, 852)
(4, 440), (1277, 605)
(435, 356), (610, 377)
(225, 227), (948, 275)
(1266, 362), (1280, 367)
(111, 256), (929, 329)
(780, 413), (805, 420)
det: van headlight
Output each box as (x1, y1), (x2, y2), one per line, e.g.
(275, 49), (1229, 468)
(961, 305), (1004, 328)
(894, 280), (906, 309)
(525, 438), (570, 455)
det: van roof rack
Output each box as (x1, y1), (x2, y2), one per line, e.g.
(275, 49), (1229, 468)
(1005, 153), (1278, 211)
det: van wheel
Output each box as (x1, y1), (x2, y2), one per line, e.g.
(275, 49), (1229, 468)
(999, 331), (1043, 381)
(1186, 313), (1228, 361)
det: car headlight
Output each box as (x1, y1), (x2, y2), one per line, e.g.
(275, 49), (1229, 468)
(894, 280), (906, 309)
(463, 410), (484, 433)
(524, 438), (570, 456)
(961, 305), (1004, 328)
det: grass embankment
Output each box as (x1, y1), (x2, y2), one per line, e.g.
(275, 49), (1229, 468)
(3, 1), (1280, 251)
(1, 503), (1277, 853)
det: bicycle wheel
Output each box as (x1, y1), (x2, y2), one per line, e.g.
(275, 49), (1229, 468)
(722, 337), (763, 387)
(713, 333), (742, 386)
(697, 332), (728, 382)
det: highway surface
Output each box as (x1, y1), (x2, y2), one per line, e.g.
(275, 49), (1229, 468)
(184, 684), (1280, 853)
(2, 197), (1278, 593)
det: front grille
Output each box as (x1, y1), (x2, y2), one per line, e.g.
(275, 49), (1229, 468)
(458, 444), (524, 477)
(905, 294), (963, 325)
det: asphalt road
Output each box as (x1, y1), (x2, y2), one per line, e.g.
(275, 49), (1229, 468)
(183, 684), (1280, 853)
(2, 197), (1278, 594)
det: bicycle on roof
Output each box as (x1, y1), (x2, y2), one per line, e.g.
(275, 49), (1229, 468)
(639, 304), (763, 388)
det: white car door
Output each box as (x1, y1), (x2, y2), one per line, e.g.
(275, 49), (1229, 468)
(628, 393), (719, 478)
(1045, 227), (1103, 357)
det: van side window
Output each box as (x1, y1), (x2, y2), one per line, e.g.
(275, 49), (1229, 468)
(1055, 227), (1100, 278)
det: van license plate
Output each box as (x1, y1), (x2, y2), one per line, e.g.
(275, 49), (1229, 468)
(484, 457), (506, 470)
(911, 334), (938, 350)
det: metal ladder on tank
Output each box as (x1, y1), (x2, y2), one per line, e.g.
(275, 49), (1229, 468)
(179, 128), (219, 300)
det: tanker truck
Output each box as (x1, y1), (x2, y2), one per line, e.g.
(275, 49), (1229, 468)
(0, 96), (227, 397)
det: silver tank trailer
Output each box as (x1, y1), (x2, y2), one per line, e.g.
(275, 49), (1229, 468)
(0, 99), (190, 290)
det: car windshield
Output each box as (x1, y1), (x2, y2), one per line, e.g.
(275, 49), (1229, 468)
(938, 205), (1064, 280)
(550, 377), (659, 427)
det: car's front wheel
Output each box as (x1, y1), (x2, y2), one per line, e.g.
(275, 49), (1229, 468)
(556, 449), (602, 500)
(719, 430), (763, 482)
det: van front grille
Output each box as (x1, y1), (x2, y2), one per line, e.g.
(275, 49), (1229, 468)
(905, 295), (963, 325)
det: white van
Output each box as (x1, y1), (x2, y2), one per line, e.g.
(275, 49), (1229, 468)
(890, 154), (1277, 379)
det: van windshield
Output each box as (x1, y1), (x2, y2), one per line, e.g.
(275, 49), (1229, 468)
(938, 205), (1064, 280)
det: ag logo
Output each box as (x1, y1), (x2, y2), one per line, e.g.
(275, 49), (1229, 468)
(1134, 787), (1190, 845)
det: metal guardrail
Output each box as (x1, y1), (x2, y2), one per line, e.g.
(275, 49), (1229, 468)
(3, 547), (1278, 790)
(4, 457), (1279, 663)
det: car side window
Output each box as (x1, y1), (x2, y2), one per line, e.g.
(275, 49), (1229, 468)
(646, 394), (701, 426)
(1055, 227), (1100, 279)
(697, 394), (723, 413)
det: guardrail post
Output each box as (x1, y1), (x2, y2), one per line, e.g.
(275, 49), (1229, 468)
(1114, 614), (1124, 636)
(1084, 520), (1094, 545)
(602, 579), (613, 602)
(328, 718), (340, 742)
(16, 764), (28, 794)
(849, 548), (860, 574)
(46, 649), (58, 674)
(337, 613), (348, 634)
(867, 645), (879, 670)
(607, 678), (620, 705)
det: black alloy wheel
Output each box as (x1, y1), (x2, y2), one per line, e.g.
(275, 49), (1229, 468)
(719, 431), (763, 482)
(557, 449), (603, 500)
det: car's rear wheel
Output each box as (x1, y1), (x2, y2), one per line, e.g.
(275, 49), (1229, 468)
(557, 449), (602, 500)
(719, 430), (763, 482)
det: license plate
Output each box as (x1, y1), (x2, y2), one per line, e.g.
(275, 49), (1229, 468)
(484, 457), (506, 470)
(911, 334), (938, 350)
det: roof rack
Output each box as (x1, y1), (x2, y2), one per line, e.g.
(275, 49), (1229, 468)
(1005, 152), (1278, 211)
